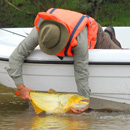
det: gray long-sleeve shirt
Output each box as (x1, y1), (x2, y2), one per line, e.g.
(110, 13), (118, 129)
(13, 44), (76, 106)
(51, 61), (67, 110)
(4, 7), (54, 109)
(6, 26), (91, 97)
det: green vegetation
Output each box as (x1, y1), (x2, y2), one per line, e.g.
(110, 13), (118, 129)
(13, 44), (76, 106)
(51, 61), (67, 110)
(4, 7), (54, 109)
(96, 0), (130, 26)
(0, 0), (130, 27)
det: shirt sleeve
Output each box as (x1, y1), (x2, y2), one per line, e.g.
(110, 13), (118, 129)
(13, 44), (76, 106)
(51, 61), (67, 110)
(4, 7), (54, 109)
(72, 26), (91, 97)
(5, 27), (38, 85)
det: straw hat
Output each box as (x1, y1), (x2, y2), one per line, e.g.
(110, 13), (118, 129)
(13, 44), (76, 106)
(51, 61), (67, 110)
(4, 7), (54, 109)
(38, 20), (69, 55)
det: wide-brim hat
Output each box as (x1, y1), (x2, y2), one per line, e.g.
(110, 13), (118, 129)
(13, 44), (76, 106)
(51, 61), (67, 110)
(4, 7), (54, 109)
(38, 20), (69, 55)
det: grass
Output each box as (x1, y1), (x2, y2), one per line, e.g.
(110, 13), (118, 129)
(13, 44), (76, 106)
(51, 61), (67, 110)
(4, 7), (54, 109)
(96, 1), (130, 26)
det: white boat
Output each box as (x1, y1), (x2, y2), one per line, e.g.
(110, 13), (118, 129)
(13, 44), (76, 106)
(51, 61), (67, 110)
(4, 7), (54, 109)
(0, 27), (130, 111)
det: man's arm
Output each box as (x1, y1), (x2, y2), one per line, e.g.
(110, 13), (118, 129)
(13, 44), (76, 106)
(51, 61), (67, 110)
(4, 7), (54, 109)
(5, 27), (38, 100)
(73, 26), (91, 97)
(71, 26), (91, 113)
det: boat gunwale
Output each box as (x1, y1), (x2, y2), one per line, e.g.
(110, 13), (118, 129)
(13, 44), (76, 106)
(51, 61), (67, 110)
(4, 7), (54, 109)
(1, 57), (130, 65)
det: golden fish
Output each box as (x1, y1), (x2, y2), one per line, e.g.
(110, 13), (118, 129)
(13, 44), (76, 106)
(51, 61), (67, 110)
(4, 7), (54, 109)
(30, 89), (89, 114)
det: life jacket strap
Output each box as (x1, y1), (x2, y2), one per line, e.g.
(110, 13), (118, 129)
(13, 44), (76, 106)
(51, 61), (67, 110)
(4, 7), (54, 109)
(64, 15), (86, 56)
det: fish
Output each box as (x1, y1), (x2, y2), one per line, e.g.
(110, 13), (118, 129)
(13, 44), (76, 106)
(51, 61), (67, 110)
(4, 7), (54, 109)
(15, 89), (89, 114)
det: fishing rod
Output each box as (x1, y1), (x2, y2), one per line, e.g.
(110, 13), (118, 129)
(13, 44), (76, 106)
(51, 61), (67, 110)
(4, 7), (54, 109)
(0, 28), (27, 38)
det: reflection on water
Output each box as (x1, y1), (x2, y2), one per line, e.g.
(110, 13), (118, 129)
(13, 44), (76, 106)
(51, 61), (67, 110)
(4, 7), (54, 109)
(1, 106), (130, 130)
(32, 114), (90, 130)
(1, 84), (130, 130)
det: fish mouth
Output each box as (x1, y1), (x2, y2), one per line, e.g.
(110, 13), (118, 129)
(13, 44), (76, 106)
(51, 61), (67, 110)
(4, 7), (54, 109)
(73, 99), (89, 110)
(73, 104), (88, 110)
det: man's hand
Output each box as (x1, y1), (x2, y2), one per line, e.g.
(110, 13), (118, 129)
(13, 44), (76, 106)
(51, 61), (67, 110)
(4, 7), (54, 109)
(17, 84), (31, 101)
(70, 104), (89, 114)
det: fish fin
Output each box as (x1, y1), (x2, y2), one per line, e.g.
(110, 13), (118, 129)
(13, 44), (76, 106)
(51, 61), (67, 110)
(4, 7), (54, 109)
(31, 101), (43, 114)
(53, 102), (64, 113)
(63, 106), (70, 112)
(15, 91), (20, 97)
(48, 89), (57, 94)
(63, 103), (71, 112)
(58, 101), (63, 108)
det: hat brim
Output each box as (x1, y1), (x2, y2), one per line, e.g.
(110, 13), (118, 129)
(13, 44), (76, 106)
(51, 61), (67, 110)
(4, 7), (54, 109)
(38, 20), (69, 55)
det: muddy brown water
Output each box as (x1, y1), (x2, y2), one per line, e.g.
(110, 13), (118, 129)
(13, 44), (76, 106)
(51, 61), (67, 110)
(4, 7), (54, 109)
(0, 84), (130, 130)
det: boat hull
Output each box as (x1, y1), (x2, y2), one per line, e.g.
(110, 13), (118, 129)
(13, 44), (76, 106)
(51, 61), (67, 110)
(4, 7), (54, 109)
(1, 60), (130, 111)
(1, 27), (130, 111)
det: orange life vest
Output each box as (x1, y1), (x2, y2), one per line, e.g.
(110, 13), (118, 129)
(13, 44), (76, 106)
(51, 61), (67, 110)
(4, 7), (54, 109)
(34, 8), (98, 57)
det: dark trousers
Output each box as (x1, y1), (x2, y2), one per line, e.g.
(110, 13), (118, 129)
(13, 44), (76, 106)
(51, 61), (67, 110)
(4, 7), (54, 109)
(95, 24), (121, 49)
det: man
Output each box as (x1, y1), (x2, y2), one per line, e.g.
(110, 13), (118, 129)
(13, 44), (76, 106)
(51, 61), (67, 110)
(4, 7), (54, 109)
(6, 8), (121, 114)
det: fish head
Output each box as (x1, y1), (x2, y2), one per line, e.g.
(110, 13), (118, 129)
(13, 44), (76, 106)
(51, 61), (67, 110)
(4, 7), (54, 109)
(69, 95), (89, 110)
